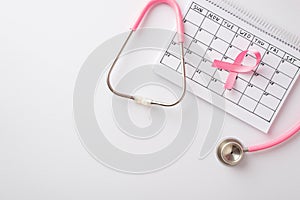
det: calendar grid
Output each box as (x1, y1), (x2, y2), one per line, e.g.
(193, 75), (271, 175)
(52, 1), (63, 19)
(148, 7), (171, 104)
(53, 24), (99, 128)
(159, 6), (192, 71)
(256, 51), (287, 118)
(205, 21), (223, 88)
(160, 1), (300, 126)
(253, 49), (269, 112)
(214, 20), (239, 97)
(180, 9), (207, 72)
(236, 36), (256, 106)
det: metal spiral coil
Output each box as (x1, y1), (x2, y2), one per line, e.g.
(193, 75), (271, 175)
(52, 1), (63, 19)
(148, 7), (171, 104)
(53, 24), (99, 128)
(205, 0), (300, 52)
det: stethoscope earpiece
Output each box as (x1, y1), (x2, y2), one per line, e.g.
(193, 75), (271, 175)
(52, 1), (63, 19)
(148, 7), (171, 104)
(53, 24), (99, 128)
(217, 138), (247, 166)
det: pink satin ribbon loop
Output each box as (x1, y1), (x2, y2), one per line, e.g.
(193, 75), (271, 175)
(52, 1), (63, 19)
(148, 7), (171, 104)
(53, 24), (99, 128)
(213, 61), (255, 72)
(213, 50), (261, 90)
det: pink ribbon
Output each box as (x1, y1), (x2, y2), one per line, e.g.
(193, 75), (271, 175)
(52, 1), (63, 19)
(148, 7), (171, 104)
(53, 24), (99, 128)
(212, 50), (261, 90)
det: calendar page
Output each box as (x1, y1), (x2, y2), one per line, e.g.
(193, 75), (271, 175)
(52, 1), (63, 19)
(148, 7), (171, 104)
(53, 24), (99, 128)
(156, 0), (300, 133)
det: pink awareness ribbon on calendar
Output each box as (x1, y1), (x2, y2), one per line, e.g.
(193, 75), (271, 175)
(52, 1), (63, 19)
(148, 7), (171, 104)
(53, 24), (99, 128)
(212, 50), (261, 90)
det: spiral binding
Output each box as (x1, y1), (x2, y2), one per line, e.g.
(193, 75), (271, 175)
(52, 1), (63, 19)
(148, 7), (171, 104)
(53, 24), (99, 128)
(205, 0), (300, 52)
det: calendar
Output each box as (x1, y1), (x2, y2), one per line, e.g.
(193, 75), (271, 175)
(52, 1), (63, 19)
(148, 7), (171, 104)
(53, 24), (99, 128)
(156, 0), (300, 132)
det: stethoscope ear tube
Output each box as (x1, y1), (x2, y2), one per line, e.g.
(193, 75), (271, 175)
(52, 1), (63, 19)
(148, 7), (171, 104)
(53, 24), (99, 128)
(217, 121), (300, 166)
(107, 0), (187, 107)
(131, 0), (185, 42)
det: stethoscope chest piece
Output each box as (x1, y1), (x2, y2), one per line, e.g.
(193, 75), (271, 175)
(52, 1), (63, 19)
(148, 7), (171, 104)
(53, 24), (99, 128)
(217, 138), (245, 166)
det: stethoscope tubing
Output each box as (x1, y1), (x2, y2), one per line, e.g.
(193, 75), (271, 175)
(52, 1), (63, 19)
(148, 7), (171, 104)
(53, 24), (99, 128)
(106, 0), (300, 166)
(247, 121), (300, 152)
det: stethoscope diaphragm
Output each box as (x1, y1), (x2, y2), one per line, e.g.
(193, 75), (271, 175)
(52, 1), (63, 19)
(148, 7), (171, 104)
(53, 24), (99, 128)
(217, 138), (246, 166)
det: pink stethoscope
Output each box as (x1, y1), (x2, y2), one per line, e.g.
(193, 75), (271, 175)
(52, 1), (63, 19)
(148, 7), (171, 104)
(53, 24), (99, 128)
(106, 0), (300, 166)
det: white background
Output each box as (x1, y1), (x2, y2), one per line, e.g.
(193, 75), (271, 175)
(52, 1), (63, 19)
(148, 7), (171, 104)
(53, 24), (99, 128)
(0, 0), (299, 199)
